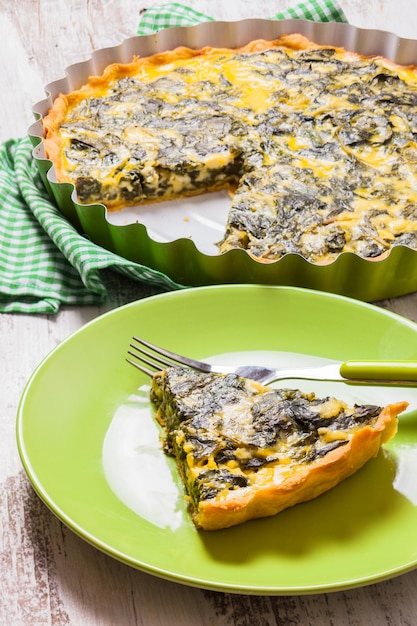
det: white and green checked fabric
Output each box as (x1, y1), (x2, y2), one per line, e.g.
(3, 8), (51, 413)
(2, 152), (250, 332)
(137, 0), (347, 34)
(0, 0), (347, 314)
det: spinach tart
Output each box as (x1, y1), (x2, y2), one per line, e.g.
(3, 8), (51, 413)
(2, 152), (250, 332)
(150, 366), (407, 531)
(42, 34), (417, 265)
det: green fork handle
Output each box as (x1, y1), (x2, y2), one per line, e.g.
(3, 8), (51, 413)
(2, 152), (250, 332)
(340, 360), (417, 382)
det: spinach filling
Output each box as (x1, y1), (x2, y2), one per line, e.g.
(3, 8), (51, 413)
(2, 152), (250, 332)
(152, 367), (383, 505)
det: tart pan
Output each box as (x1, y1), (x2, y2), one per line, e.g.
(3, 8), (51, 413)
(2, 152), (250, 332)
(29, 18), (417, 301)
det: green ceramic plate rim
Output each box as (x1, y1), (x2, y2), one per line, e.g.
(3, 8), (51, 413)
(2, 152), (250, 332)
(16, 285), (417, 595)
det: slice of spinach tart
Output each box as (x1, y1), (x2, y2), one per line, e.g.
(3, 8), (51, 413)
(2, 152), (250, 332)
(150, 366), (407, 530)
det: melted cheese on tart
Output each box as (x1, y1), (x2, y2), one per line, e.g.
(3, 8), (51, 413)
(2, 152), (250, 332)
(150, 366), (407, 530)
(43, 34), (417, 263)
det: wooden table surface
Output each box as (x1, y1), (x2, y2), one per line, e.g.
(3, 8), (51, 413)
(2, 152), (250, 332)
(1, 1), (417, 624)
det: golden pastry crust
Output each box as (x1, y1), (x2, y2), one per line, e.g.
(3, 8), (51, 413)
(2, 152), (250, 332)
(151, 366), (407, 531)
(42, 34), (417, 264)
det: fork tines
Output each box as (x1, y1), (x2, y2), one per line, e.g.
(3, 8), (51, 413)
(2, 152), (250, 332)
(127, 337), (174, 378)
(127, 336), (213, 379)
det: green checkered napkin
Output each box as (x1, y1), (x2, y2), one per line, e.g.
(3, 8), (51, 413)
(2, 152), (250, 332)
(137, 0), (347, 34)
(0, 1), (347, 314)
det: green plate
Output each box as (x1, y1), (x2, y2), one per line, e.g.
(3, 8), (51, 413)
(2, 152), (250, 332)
(16, 285), (417, 595)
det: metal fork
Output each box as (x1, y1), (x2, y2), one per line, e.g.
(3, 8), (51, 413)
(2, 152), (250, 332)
(126, 336), (417, 386)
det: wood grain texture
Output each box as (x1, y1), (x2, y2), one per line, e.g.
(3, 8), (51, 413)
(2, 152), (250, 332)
(1, 1), (417, 624)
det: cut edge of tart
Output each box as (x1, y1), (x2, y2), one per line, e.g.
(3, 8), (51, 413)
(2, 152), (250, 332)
(150, 366), (408, 531)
